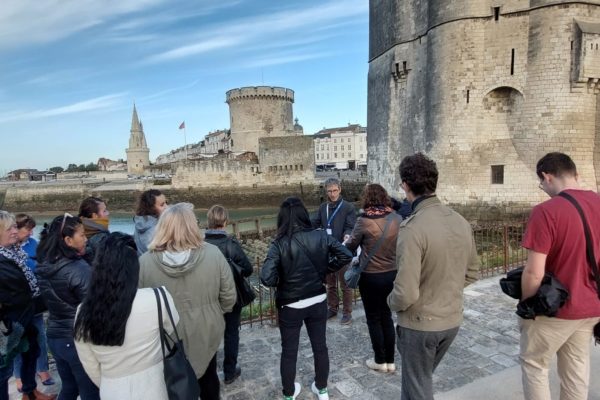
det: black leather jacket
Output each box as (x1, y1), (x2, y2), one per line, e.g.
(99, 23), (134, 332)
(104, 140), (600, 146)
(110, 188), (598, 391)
(204, 231), (253, 278)
(0, 254), (34, 326)
(35, 257), (91, 339)
(260, 228), (352, 307)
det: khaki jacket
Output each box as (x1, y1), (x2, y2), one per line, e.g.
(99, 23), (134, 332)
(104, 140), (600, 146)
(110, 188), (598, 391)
(387, 196), (479, 331)
(139, 244), (236, 377)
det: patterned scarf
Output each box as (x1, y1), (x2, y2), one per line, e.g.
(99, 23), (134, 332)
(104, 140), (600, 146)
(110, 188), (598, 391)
(0, 245), (41, 298)
(364, 206), (394, 217)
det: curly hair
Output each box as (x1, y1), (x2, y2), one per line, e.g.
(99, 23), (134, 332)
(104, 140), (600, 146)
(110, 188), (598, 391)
(135, 189), (163, 217)
(399, 153), (438, 196)
(361, 184), (392, 209)
(74, 232), (139, 346)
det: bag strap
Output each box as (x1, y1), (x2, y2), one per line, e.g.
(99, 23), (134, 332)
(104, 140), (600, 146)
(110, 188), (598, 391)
(153, 288), (167, 359)
(558, 192), (600, 299)
(357, 213), (395, 273)
(157, 286), (182, 343)
(293, 234), (323, 277)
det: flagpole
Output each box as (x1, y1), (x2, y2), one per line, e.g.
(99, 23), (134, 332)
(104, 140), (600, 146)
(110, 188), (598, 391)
(184, 125), (188, 160)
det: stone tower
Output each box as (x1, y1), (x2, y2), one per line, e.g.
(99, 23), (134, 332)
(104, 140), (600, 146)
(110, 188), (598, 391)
(368, 0), (600, 210)
(126, 104), (150, 175)
(226, 86), (299, 154)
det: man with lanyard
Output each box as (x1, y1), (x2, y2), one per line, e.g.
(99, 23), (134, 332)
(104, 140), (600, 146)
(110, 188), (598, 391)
(520, 152), (600, 400)
(312, 178), (356, 324)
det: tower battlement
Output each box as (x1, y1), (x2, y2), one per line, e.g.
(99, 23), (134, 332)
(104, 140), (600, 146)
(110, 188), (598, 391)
(226, 86), (294, 103)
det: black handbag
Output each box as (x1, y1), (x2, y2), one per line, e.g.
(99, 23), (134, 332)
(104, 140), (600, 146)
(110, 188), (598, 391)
(225, 239), (256, 307)
(153, 287), (200, 400)
(558, 192), (600, 345)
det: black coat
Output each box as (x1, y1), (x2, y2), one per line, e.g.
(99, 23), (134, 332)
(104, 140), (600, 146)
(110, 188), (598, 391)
(204, 232), (253, 278)
(0, 254), (34, 327)
(260, 228), (353, 307)
(311, 197), (356, 242)
(35, 257), (91, 339)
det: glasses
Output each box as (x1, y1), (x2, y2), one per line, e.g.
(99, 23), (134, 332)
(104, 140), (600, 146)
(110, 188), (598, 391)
(60, 213), (74, 234)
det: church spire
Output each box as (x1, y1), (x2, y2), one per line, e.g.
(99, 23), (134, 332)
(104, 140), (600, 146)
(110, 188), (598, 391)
(131, 103), (142, 132)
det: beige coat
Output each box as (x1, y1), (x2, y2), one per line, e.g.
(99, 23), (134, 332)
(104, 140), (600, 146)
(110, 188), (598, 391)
(387, 196), (479, 331)
(139, 244), (236, 377)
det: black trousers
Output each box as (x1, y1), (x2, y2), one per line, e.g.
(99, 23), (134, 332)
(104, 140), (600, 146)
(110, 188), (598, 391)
(223, 303), (242, 379)
(278, 300), (329, 397)
(358, 270), (396, 364)
(197, 354), (219, 400)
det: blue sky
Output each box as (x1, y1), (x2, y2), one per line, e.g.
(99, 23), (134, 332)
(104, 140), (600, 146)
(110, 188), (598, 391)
(0, 0), (368, 174)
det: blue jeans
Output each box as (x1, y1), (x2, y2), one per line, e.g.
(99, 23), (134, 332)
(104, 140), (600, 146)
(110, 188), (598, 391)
(0, 323), (39, 400)
(47, 337), (99, 400)
(223, 304), (242, 379)
(278, 300), (329, 397)
(13, 314), (50, 378)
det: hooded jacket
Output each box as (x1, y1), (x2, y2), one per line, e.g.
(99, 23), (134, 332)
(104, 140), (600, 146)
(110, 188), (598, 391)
(133, 215), (158, 256)
(35, 257), (91, 338)
(138, 244), (236, 378)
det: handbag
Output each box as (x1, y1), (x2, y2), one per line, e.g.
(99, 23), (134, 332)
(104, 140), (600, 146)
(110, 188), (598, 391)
(344, 214), (395, 289)
(225, 238), (256, 307)
(153, 287), (201, 400)
(558, 192), (600, 345)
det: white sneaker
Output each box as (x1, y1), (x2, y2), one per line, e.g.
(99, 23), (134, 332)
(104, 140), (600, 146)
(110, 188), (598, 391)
(366, 358), (388, 372)
(283, 382), (301, 400)
(311, 381), (329, 400)
(386, 362), (396, 373)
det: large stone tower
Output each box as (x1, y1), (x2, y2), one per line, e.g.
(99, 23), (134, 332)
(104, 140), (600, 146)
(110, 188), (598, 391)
(226, 86), (300, 154)
(126, 104), (150, 175)
(368, 0), (600, 211)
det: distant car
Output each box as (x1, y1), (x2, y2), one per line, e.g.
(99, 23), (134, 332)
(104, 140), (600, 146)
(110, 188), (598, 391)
(154, 174), (167, 179)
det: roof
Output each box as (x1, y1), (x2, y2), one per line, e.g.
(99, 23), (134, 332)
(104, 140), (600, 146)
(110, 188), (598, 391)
(314, 124), (366, 136)
(576, 20), (600, 35)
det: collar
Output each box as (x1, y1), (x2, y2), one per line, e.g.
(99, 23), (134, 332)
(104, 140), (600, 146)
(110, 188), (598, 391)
(411, 195), (439, 212)
(205, 229), (227, 236)
(328, 197), (343, 208)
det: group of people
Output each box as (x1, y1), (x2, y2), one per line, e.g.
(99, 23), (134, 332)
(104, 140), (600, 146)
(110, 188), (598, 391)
(0, 151), (599, 400)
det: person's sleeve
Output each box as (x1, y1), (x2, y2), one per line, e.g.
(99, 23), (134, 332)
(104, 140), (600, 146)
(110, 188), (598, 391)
(260, 242), (281, 287)
(327, 235), (353, 272)
(230, 239), (254, 278)
(218, 254), (237, 313)
(73, 340), (101, 387)
(311, 205), (323, 229)
(344, 217), (364, 252)
(465, 235), (480, 287)
(387, 226), (422, 311)
(343, 204), (357, 237)
(71, 264), (92, 302)
(522, 206), (552, 255)
(138, 254), (149, 288)
(161, 288), (180, 336)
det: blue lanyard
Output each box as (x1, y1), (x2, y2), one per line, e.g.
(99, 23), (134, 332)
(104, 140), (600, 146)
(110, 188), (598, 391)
(326, 200), (344, 228)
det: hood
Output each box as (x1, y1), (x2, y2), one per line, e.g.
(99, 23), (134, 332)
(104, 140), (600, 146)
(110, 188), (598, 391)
(35, 257), (75, 279)
(147, 247), (203, 277)
(134, 215), (158, 234)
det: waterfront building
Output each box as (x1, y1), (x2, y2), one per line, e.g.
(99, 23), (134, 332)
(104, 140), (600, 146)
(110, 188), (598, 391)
(313, 124), (367, 170)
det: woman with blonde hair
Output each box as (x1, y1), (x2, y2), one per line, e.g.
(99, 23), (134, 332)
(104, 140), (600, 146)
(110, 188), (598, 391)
(139, 203), (236, 400)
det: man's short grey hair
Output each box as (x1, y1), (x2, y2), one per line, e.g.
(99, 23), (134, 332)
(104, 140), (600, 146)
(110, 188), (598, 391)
(324, 177), (341, 189)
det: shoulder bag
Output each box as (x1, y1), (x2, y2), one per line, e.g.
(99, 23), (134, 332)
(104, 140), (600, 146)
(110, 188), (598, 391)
(344, 214), (394, 289)
(225, 238), (256, 307)
(153, 287), (201, 400)
(558, 192), (600, 345)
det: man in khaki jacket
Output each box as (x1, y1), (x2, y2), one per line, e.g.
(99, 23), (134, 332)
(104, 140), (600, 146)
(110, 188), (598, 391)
(388, 153), (479, 400)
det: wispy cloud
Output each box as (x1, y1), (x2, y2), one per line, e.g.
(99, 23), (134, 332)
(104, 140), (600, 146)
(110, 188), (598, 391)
(0, 93), (127, 123)
(242, 52), (332, 69)
(0, 0), (165, 50)
(139, 80), (201, 102)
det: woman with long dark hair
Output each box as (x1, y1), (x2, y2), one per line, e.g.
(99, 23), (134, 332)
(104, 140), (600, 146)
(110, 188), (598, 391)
(74, 232), (178, 399)
(134, 189), (168, 256)
(260, 197), (352, 400)
(35, 215), (99, 400)
(344, 184), (402, 373)
(0, 211), (55, 400)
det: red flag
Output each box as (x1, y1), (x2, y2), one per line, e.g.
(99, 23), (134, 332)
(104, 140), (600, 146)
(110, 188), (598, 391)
(179, 121), (185, 130)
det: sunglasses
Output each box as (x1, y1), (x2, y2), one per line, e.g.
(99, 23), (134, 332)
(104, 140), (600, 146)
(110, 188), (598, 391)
(60, 212), (74, 234)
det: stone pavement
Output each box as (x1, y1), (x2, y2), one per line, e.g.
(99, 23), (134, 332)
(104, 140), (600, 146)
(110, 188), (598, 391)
(219, 276), (525, 399)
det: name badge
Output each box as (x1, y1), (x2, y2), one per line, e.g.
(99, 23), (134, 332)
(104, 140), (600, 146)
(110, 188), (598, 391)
(326, 228), (332, 235)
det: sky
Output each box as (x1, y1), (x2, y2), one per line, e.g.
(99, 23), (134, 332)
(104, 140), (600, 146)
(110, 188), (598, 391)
(0, 0), (369, 174)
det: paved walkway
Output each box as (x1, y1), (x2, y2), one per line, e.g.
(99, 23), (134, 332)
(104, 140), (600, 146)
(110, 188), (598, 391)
(10, 276), (599, 399)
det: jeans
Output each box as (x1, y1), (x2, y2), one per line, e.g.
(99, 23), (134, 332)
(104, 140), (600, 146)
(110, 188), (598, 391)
(13, 314), (50, 378)
(47, 337), (99, 400)
(0, 322), (39, 400)
(223, 304), (242, 379)
(197, 354), (219, 400)
(358, 271), (396, 364)
(278, 300), (329, 397)
(396, 325), (459, 400)
(326, 264), (353, 315)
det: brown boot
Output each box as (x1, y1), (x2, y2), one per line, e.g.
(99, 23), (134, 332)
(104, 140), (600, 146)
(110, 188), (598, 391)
(22, 390), (57, 400)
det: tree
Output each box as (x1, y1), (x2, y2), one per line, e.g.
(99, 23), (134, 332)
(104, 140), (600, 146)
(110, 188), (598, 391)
(66, 164), (78, 172)
(49, 166), (64, 174)
(85, 162), (98, 172)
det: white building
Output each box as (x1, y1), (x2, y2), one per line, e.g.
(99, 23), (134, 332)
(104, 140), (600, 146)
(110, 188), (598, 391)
(313, 124), (367, 170)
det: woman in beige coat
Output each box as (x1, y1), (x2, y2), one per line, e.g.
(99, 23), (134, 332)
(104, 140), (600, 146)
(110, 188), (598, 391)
(139, 203), (236, 400)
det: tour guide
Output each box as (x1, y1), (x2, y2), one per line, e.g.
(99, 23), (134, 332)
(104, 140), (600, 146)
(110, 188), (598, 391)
(387, 153), (479, 400)
(311, 177), (356, 324)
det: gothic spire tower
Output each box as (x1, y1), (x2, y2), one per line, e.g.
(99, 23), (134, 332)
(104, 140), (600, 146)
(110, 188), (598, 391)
(126, 104), (150, 174)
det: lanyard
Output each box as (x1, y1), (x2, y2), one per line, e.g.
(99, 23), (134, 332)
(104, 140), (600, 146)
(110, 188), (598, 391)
(326, 200), (343, 228)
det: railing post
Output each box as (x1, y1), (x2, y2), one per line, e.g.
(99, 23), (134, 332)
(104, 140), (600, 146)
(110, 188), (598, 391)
(255, 218), (263, 239)
(232, 222), (240, 240)
(503, 224), (509, 273)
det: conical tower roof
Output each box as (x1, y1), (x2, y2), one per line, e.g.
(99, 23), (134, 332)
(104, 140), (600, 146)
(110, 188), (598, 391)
(131, 104), (142, 132)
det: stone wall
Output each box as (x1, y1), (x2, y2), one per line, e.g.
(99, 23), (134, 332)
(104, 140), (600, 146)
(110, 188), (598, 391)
(259, 136), (316, 182)
(368, 0), (600, 209)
